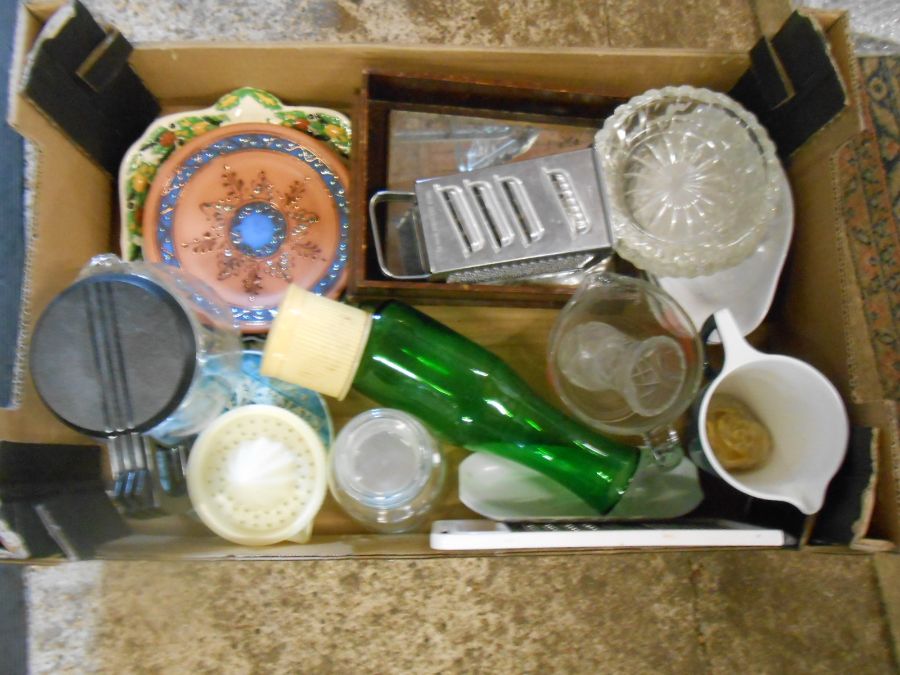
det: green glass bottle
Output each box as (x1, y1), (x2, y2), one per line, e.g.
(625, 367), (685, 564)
(263, 287), (640, 513)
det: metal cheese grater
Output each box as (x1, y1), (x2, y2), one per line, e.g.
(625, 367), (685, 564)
(370, 148), (613, 283)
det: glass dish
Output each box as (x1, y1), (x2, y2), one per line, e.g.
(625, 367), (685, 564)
(595, 86), (782, 278)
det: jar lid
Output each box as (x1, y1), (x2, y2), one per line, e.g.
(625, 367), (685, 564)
(30, 273), (197, 437)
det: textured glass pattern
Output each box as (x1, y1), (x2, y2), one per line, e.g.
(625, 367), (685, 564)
(596, 86), (782, 277)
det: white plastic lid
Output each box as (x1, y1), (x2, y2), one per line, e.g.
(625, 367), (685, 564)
(187, 404), (328, 546)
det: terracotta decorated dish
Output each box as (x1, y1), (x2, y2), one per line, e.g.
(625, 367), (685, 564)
(119, 87), (351, 262)
(142, 122), (351, 333)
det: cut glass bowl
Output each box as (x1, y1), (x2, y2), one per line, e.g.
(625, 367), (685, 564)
(595, 86), (782, 278)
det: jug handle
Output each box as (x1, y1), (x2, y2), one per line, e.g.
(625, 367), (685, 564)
(700, 308), (761, 378)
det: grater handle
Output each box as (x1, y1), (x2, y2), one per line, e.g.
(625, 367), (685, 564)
(368, 191), (431, 280)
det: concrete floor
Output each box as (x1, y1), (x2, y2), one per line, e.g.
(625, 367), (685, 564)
(24, 552), (900, 673)
(17, 0), (900, 672)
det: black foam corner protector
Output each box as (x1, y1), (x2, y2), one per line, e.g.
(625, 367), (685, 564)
(21, 1), (159, 174)
(771, 11), (839, 92)
(76, 29), (133, 92)
(729, 10), (847, 157)
(730, 38), (793, 114)
(748, 38), (793, 108)
(35, 489), (130, 560)
(0, 565), (27, 675)
(763, 73), (846, 155)
(0, 441), (109, 559)
(0, 501), (63, 559)
(810, 427), (876, 546)
(0, 441), (102, 497)
(729, 70), (768, 122)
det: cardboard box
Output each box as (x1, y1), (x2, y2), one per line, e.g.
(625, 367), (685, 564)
(3, 2), (897, 559)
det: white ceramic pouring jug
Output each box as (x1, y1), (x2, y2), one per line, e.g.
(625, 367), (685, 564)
(696, 309), (848, 514)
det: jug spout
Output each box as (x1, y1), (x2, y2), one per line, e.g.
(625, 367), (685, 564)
(787, 490), (826, 516)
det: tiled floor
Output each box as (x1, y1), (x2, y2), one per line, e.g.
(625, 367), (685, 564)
(15, 1), (900, 672)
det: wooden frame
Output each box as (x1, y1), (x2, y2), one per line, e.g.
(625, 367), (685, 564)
(347, 70), (626, 307)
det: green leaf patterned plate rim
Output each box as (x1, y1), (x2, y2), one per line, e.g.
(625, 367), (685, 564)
(118, 87), (351, 262)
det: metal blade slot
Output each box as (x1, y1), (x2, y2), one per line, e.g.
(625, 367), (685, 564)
(435, 184), (485, 256)
(498, 176), (544, 244)
(412, 148), (613, 278)
(466, 180), (515, 250)
(545, 168), (590, 235)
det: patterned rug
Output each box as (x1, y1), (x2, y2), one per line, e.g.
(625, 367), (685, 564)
(836, 55), (900, 400)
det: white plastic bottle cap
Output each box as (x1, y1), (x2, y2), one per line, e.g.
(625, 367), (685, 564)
(262, 285), (372, 400)
(187, 405), (328, 546)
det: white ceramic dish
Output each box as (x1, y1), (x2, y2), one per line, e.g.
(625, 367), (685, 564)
(655, 166), (794, 343)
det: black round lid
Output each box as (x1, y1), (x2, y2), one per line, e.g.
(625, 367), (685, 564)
(30, 273), (197, 437)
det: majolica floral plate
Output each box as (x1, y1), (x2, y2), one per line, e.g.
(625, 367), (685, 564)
(119, 87), (351, 262)
(141, 123), (350, 333)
